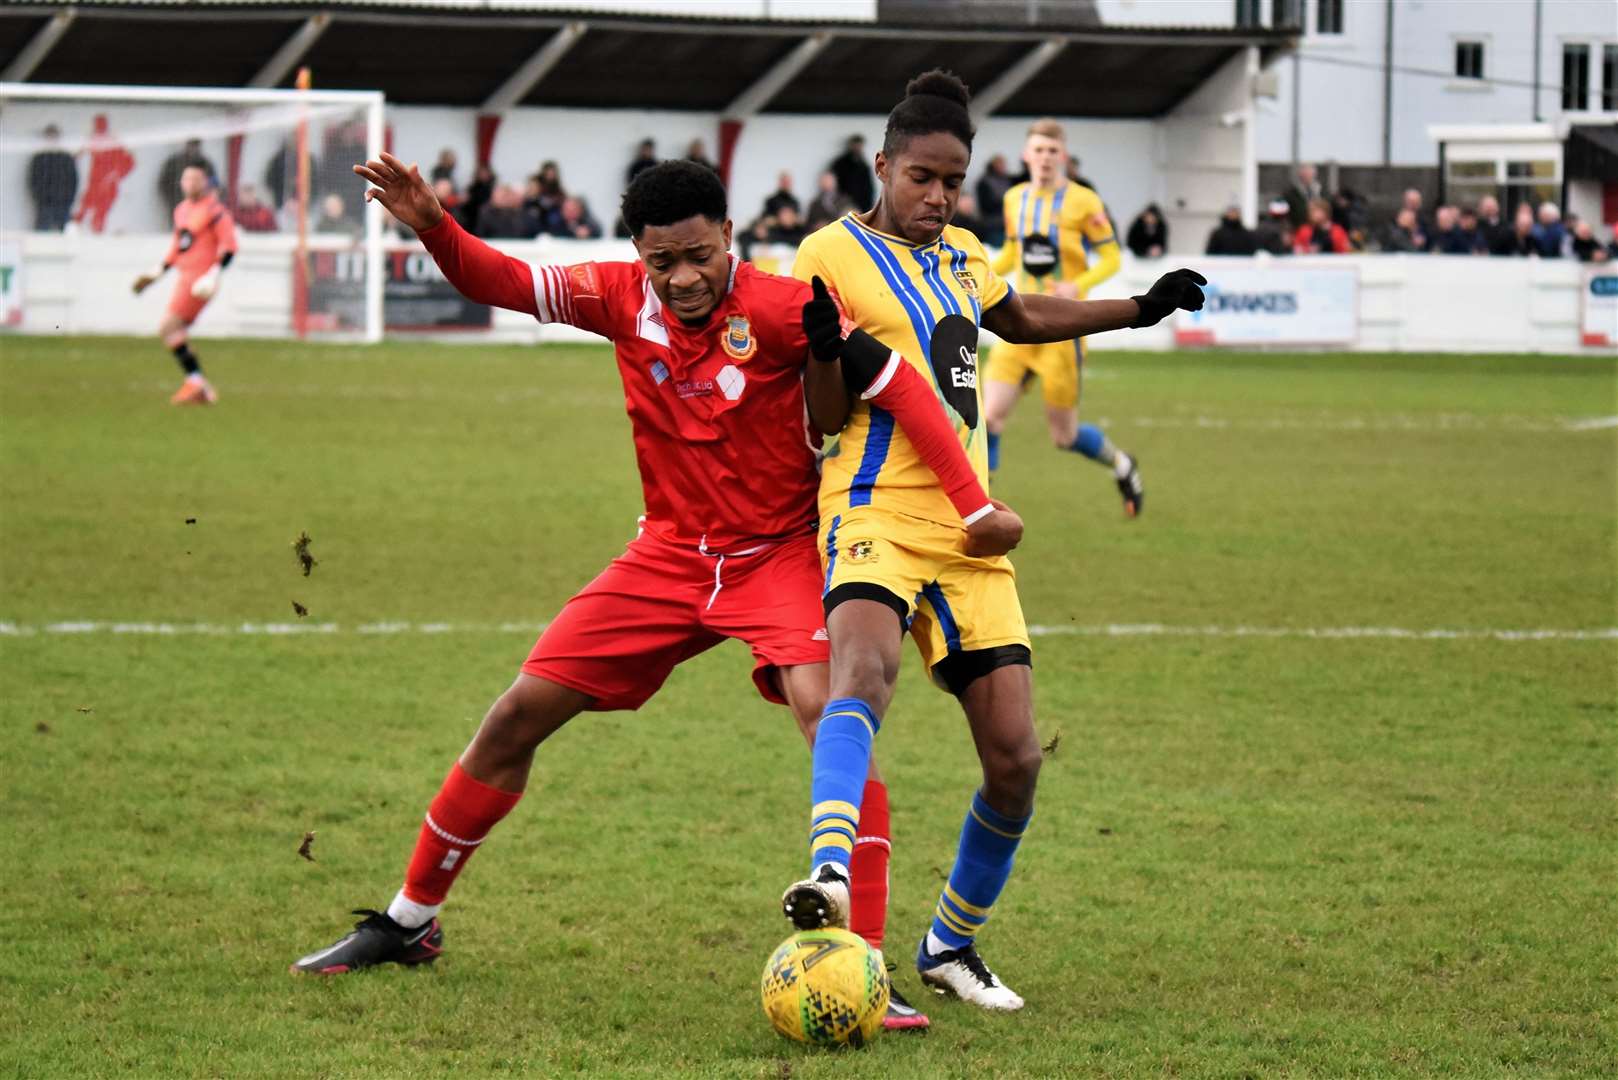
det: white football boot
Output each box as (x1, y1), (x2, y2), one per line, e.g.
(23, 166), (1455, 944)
(780, 863), (850, 930)
(917, 938), (1025, 1010)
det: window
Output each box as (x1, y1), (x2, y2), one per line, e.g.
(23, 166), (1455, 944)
(1504, 159), (1560, 217)
(1235, 0), (1261, 29)
(1315, 0), (1343, 35)
(1273, 0), (1302, 30)
(1562, 43), (1590, 111)
(1454, 41), (1485, 80)
(1604, 44), (1617, 111)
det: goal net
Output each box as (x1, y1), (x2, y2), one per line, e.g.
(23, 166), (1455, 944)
(0, 82), (385, 341)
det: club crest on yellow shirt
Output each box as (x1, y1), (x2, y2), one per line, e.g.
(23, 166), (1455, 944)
(845, 539), (878, 564)
(720, 316), (757, 360)
(953, 268), (979, 295)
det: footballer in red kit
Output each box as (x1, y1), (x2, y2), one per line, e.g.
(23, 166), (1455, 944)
(291, 154), (1022, 1029)
(132, 164), (237, 405)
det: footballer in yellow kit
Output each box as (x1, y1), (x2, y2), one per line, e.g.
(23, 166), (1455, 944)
(794, 211), (1025, 679)
(781, 68), (1204, 1013)
(984, 120), (1143, 517)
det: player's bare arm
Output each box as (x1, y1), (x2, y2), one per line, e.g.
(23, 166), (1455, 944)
(983, 267), (1207, 344)
(353, 151), (444, 233)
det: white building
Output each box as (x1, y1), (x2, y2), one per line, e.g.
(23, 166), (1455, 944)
(1252, 0), (1616, 166)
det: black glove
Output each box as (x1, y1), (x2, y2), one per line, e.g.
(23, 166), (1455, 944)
(802, 275), (844, 363)
(801, 275), (892, 394)
(1130, 268), (1207, 328)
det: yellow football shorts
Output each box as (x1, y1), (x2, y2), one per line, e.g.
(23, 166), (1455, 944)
(819, 504), (1030, 691)
(984, 336), (1086, 410)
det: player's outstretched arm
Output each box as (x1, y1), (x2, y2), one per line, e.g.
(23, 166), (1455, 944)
(356, 152), (538, 317)
(802, 277), (1021, 557)
(984, 267), (1206, 344)
(353, 151), (443, 233)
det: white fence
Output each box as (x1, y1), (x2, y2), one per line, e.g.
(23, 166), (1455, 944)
(2, 229), (1613, 355)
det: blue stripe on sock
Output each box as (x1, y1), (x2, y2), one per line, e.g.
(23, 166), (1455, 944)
(987, 430), (1001, 472)
(1070, 423), (1105, 459)
(971, 790), (1030, 836)
(808, 697), (879, 873)
(928, 793), (1033, 949)
(938, 890), (986, 929)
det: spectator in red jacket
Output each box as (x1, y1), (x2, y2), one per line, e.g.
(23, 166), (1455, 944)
(234, 183), (278, 232)
(1294, 197), (1349, 254)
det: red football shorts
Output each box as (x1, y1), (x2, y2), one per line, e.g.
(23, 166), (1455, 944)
(522, 529), (829, 711)
(166, 274), (209, 324)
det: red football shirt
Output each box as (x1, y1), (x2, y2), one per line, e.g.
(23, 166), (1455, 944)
(417, 214), (989, 551)
(540, 257), (824, 549)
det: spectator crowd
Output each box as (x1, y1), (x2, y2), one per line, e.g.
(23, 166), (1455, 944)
(21, 124), (1618, 266)
(1185, 162), (1618, 263)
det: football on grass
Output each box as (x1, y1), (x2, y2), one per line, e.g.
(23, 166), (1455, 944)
(760, 927), (889, 1047)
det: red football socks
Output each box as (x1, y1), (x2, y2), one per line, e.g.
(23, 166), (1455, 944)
(848, 778), (892, 951)
(400, 761), (523, 906)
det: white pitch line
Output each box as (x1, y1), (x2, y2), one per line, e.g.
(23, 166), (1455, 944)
(1092, 414), (1618, 434)
(108, 379), (1616, 434)
(2, 620), (1612, 642)
(1024, 623), (1618, 642)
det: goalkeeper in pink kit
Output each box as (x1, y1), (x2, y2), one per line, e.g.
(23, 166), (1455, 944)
(132, 164), (236, 405)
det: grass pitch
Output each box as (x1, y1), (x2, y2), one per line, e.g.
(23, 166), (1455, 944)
(1, 336), (1614, 1079)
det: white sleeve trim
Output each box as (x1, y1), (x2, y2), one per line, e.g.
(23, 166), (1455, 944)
(857, 351), (903, 401)
(962, 503), (995, 526)
(530, 263), (576, 325)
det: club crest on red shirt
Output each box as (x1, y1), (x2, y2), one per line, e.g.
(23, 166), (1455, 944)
(720, 315), (756, 360)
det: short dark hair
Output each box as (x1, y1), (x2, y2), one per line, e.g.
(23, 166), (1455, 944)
(620, 160), (727, 237)
(882, 69), (975, 158)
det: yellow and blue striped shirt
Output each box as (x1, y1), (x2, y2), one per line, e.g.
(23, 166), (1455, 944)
(994, 180), (1119, 298)
(793, 213), (1011, 528)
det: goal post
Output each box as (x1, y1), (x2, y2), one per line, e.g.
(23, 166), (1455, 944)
(0, 81), (386, 342)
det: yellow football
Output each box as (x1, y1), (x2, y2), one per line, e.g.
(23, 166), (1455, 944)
(760, 927), (889, 1047)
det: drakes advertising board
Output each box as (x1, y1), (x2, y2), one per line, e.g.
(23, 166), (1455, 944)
(1175, 265), (1358, 346)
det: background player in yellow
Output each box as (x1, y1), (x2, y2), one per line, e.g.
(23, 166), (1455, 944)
(986, 119), (1143, 515)
(779, 69), (1205, 1012)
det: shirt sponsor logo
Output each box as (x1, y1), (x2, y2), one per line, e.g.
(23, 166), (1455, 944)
(929, 313), (981, 428)
(1020, 234), (1056, 277)
(716, 363), (746, 401)
(720, 315), (757, 360)
(676, 378), (714, 398)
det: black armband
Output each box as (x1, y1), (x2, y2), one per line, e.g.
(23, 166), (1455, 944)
(838, 328), (893, 396)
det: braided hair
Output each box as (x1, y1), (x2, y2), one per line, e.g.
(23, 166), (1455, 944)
(881, 69), (975, 158)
